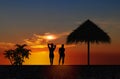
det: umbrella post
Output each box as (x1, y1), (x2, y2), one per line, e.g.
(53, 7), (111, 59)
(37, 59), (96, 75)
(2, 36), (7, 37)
(88, 41), (90, 65)
(67, 20), (111, 65)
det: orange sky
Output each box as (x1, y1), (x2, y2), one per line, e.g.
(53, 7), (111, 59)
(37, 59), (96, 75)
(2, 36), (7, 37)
(0, 33), (120, 65)
(0, 0), (120, 65)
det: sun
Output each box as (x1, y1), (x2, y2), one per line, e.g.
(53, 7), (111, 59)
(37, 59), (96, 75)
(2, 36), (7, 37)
(46, 35), (56, 40)
(46, 35), (54, 40)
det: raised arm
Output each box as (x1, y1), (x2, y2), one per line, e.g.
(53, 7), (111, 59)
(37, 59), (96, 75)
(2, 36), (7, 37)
(48, 44), (51, 48)
(54, 45), (56, 49)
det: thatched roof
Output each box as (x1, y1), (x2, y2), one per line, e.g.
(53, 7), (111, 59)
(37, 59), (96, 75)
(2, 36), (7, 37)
(67, 19), (111, 44)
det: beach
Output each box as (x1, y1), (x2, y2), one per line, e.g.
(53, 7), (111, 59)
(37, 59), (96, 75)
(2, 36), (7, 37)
(0, 65), (120, 79)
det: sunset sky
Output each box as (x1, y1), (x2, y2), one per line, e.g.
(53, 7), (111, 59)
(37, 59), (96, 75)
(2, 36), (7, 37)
(0, 0), (120, 65)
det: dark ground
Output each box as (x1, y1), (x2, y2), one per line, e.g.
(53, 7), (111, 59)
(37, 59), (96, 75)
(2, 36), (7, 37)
(0, 65), (120, 79)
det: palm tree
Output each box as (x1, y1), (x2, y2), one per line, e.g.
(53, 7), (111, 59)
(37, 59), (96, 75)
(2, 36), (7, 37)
(14, 44), (31, 65)
(4, 44), (31, 65)
(4, 49), (14, 65)
(67, 19), (111, 65)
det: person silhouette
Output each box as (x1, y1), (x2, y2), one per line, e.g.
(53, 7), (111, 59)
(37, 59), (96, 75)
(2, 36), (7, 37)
(48, 43), (56, 65)
(59, 44), (65, 65)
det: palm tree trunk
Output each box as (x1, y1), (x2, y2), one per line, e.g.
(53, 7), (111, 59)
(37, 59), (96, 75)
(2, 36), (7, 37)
(9, 57), (13, 65)
(88, 41), (90, 65)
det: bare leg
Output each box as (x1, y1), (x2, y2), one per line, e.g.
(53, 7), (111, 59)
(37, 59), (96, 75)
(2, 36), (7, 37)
(59, 56), (61, 65)
(50, 58), (52, 65)
(62, 56), (65, 65)
(51, 58), (53, 65)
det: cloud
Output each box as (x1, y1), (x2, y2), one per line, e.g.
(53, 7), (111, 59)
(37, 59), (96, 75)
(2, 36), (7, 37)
(0, 42), (14, 49)
(24, 34), (47, 45)
(54, 32), (69, 38)
(0, 42), (15, 52)
(24, 32), (71, 48)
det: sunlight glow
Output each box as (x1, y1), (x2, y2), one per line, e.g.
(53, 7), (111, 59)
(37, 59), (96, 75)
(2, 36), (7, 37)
(46, 35), (56, 40)
(31, 45), (47, 48)
(24, 51), (49, 65)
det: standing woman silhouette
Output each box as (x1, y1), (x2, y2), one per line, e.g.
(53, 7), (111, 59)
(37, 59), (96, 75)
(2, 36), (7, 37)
(48, 43), (56, 65)
(59, 44), (65, 65)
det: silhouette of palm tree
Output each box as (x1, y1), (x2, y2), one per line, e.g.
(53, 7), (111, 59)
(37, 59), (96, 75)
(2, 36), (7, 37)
(4, 49), (14, 65)
(4, 44), (31, 65)
(67, 19), (111, 65)
(14, 44), (31, 65)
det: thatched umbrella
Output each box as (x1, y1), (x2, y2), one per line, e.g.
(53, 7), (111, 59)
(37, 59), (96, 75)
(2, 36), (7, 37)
(67, 19), (111, 65)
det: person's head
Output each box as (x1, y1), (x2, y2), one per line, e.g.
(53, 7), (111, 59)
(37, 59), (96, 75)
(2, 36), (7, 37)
(61, 44), (64, 48)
